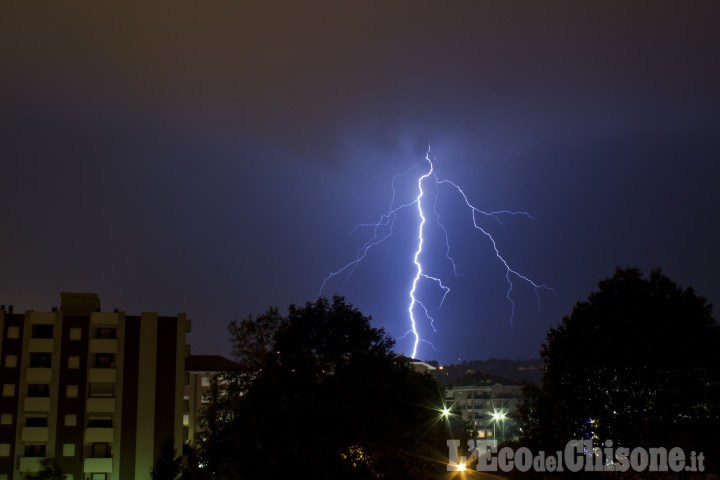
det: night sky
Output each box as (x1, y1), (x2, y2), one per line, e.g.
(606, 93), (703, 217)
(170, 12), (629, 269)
(1, 1), (718, 364)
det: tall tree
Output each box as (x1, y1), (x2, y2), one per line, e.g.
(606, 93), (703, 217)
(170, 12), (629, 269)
(198, 297), (457, 480)
(517, 267), (719, 471)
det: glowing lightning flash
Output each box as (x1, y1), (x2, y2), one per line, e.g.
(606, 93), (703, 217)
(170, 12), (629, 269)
(319, 147), (553, 359)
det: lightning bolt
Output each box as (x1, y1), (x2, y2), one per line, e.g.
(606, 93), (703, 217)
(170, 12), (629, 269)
(320, 146), (553, 359)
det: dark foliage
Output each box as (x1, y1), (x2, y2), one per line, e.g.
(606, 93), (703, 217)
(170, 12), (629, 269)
(197, 296), (456, 480)
(515, 267), (720, 476)
(22, 458), (63, 480)
(151, 440), (182, 480)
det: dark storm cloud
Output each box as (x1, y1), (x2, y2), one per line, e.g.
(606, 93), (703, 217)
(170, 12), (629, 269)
(1, 1), (718, 362)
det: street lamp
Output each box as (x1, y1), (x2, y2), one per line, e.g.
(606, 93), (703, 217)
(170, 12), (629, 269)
(490, 409), (507, 445)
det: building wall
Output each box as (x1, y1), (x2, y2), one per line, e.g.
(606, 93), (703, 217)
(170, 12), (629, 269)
(446, 384), (523, 441)
(0, 294), (189, 480)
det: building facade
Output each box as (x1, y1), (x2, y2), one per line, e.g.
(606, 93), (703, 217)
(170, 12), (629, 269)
(445, 383), (523, 443)
(0, 293), (190, 480)
(183, 355), (239, 445)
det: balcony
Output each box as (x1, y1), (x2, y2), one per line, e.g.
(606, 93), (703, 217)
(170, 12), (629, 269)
(27, 338), (54, 352)
(85, 427), (114, 443)
(19, 457), (44, 473)
(89, 339), (117, 354)
(26, 368), (52, 383)
(24, 397), (50, 411)
(84, 457), (113, 473)
(90, 312), (119, 325)
(87, 398), (115, 413)
(88, 368), (116, 383)
(21, 427), (49, 442)
(30, 312), (56, 324)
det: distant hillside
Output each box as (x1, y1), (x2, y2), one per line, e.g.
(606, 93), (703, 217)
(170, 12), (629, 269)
(433, 358), (544, 386)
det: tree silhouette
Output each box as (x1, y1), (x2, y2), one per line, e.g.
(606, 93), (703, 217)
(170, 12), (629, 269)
(198, 296), (457, 480)
(516, 267), (719, 473)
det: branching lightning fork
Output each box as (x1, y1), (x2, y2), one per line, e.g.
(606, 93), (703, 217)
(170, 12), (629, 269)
(320, 147), (553, 358)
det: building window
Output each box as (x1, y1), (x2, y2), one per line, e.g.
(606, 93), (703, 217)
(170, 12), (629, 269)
(183, 414), (189, 426)
(24, 444), (46, 457)
(27, 384), (50, 397)
(2, 385), (15, 397)
(184, 372), (190, 386)
(4, 355), (17, 368)
(88, 382), (113, 398)
(201, 376), (211, 387)
(69, 328), (82, 340)
(183, 398), (190, 412)
(87, 417), (112, 428)
(31, 324), (53, 339)
(68, 356), (80, 369)
(7, 326), (19, 339)
(200, 394), (210, 405)
(62, 443), (75, 457)
(90, 443), (111, 458)
(25, 415), (48, 427)
(94, 353), (115, 369)
(90, 474), (107, 480)
(29, 352), (52, 368)
(65, 414), (77, 427)
(0, 414), (12, 425)
(0, 444), (10, 457)
(95, 327), (116, 339)
(66, 385), (78, 398)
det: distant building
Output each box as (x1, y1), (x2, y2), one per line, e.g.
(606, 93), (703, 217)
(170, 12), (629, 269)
(183, 355), (240, 444)
(0, 293), (190, 480)
(445, 382), (523, 443)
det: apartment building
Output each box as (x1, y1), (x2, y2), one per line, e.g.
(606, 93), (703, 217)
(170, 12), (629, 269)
(445, 383), (522, 443)
(0, 293), (190, 480)
(183, 355), (239, 444)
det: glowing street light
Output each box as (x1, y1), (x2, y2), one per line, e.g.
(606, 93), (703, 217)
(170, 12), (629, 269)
(490, 409), (507, 444)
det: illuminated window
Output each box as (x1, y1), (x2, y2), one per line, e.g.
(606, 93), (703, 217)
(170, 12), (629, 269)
(201, 376), (210, 387)
(0, 414), (12, 425)
(66, 385), (78, 398)
(2, 384), (15, 397)
(68, 356), (80, 369)
(183, 414), (190, 426)
(7, 326), (19, 339)
(69, 328), (82, 340)
(4, 355), (16, 368)
(65, 414), (77, 427)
